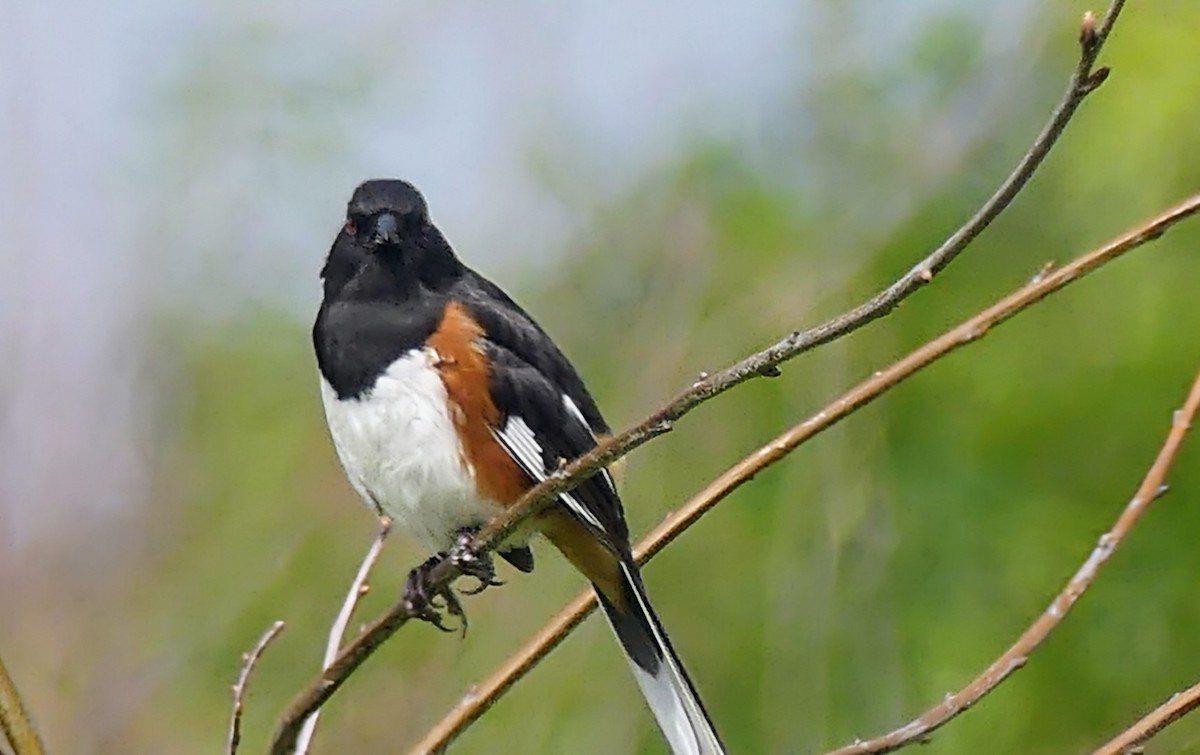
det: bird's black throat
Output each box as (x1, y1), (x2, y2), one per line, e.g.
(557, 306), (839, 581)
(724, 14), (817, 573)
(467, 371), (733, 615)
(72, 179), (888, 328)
(314, 225), (463, 401)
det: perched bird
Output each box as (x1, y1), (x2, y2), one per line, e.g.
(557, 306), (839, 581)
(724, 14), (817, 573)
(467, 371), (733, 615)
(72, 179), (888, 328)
(313, 179), (724, 754)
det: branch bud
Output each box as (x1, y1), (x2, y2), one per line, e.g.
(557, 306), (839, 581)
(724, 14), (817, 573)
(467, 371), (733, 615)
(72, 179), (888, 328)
(1079, 10), (1098, 49)
(1084, 66), (1111, 93)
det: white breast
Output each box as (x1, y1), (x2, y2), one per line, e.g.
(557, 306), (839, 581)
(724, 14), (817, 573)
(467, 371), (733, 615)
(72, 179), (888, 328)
(319, 348), (500, 551)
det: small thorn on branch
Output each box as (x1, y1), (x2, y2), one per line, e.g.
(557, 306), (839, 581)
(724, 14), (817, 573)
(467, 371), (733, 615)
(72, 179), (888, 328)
(1030, 261), (1056, 284)
(650, 419), (675, 433)
(1147, 226), (1169, 244)
(917, 268), (934, 283)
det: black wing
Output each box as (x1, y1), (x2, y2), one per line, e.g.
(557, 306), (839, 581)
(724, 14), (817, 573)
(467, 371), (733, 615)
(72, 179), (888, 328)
(454, 269), (611, 436)
(484, 342), (629, 546)
(453, 271), (628, 547)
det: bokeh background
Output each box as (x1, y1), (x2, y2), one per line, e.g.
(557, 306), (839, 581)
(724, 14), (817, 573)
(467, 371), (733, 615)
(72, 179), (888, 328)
(3, 1), (1200, 753)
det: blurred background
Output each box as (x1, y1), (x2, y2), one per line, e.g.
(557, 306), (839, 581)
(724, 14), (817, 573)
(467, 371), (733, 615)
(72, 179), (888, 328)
(2, 0), (1200, 752)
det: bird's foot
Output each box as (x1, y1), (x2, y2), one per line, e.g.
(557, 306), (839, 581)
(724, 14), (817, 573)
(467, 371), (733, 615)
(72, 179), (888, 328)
(402, 553), (466, 635)
(450, 527), (504, 596)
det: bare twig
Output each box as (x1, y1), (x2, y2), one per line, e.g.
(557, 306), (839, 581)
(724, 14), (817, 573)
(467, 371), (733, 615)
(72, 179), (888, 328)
(0, 656), (45, 755)
(268, 9), (1128, 749)
(228, 621), (286, 755)
(1095, 679), (1200, 755)
(830, 368), (1200, 754)
(410, 591), (595, 754)
(294, 520), (391, 755)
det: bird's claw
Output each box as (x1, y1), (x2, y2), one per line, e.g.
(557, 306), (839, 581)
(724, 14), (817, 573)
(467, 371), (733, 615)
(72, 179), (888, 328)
(450, 528), (504, 596)
(403, 553), (467, 636)
(402, 530), (507, 636)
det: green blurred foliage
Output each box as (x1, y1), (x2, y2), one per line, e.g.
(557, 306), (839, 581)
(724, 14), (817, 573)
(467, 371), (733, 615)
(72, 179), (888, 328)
(25, 3), (1200, 754)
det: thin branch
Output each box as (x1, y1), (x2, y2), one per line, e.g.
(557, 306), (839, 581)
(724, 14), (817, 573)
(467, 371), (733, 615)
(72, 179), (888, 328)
(0, 656), (45, 755)
(228, 620), (286, 755)
(408, 194), (1200, 754)
(1094, 679), (1200, 755)
(410, 590), (595, 754)
(830, 368), (1200, 755)
(294, 520), (392, 755)
(269, 8), (1127, 748)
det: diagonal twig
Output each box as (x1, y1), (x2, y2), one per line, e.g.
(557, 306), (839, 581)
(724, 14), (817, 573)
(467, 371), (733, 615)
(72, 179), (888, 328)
(0, 656), (45, 755)
(409, 193), (1200, 754)
(830, 368), (1200, 754)
(268, 7), (1127, 749)
(228, 620), (286, 755)
(1094, 678), (1200, 755)
(294, 520), (391, 755)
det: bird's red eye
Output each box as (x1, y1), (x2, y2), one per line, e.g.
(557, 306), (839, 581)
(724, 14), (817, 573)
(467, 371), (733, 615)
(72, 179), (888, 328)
(344, 221), (357, 236)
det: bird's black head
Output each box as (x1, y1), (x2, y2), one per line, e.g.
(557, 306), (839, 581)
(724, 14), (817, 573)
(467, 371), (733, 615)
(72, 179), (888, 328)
(322, 179), (462, 299)
(345, 179), (430, 247)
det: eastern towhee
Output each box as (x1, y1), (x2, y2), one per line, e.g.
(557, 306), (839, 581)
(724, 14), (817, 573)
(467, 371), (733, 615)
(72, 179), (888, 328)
(313, 180), (724, 754)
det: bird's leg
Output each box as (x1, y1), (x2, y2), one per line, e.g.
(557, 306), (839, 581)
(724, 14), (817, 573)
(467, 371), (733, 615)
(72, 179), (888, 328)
(450, 527), (504, 596)
(402, 552), (465, 635)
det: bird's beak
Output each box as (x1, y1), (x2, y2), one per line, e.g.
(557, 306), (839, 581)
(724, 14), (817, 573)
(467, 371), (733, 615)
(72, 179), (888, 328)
(372, 212), (400, 245)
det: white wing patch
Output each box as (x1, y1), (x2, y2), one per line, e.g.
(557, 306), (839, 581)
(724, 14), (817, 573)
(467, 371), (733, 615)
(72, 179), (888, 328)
(494, 415), (543, 477)
(562, 395), (619, 496)
(561, 393), (589, 427)
(492, 414), (607, 533)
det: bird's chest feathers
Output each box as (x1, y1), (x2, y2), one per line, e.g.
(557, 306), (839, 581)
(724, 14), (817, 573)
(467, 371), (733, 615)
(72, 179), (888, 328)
(319, 348), (499, 549)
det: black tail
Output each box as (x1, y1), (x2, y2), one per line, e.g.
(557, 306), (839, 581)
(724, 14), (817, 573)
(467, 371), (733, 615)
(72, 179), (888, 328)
(594, 560), (725, 755)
